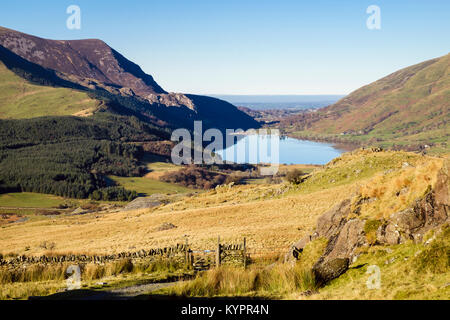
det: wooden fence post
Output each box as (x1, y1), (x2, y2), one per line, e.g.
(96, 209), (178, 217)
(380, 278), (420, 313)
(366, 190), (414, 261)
(216, 236), (221, 267)
(185, 238), (190, 268)
(243, 237), (247, 269)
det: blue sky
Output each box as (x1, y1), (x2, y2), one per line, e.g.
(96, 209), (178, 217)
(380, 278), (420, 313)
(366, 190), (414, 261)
(0, 0), (448, 95)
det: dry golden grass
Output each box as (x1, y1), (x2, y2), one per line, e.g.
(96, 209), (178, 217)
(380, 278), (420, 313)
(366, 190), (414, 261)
(0, 182), (355, 256)
(0, 150), (444, 258)
(0, 150), (448, 300)
(356, 158), (444, 220)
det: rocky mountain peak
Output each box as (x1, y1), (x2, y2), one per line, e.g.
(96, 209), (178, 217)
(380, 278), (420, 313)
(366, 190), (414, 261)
(0, 26), (166, 97)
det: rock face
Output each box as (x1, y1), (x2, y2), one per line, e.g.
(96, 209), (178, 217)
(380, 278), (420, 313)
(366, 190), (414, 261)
(147, 93), (196, 111)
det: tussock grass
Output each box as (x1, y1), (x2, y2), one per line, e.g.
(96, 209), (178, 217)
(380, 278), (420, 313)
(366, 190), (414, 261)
(0, 258), (185, 285)
(168, 264), (316, 298)
(356, 158), (443, 219)
(0, 257), (188, 299)
(0, 280), (66, 300)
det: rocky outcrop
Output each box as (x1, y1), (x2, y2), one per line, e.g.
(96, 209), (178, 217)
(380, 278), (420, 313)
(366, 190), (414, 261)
(376, 223), (401, 245)
(287, 164), (449, 286)
(122, 195), (164, 211)
(147, 93), (196, 111)
(375, 165), (449, 244)
(286, 199), (352, 262)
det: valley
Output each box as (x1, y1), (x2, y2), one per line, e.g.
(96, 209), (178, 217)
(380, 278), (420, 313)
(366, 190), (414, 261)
(0, 25), (448, 302)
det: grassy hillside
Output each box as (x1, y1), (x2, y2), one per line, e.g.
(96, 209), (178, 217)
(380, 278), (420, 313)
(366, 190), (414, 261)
(281, 54), (449, 152)
(0, 150), (447, 300)
(0, 149), (442, 255)
(0, 62), (100, 119)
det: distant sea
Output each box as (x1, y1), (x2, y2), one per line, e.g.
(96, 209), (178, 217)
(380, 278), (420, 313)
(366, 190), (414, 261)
(211, 95), (345, 110)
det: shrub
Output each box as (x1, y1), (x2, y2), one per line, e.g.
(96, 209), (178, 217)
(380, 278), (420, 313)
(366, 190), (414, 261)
(364, 219), (383, 245)
(285, 169), (306, 185)
(160, 166), (227, 189)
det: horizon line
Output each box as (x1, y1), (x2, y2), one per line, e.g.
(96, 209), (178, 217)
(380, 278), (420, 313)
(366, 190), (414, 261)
(195, 93), (348, 96)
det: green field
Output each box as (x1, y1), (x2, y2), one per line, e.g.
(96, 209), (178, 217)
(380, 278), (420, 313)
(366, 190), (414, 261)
(146, 161), (179, 172)
(0, 62), (99, 119)
(108, 176), (192, 196)
(0, 193), (67, 208)
(141, 154), (179, 172)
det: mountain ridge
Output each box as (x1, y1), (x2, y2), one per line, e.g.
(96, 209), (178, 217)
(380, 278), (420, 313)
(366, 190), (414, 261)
(0, 26), (166, 97)
(0, 26), (259, 131)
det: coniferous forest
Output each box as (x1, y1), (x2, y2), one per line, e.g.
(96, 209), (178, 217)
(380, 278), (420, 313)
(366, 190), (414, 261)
(0, 113), (169, 200)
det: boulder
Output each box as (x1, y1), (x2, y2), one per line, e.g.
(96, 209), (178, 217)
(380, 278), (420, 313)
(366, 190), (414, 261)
(325, 219), (366, 261)
(316, 199), (350, 238)
(312, 258), (349, 287)
(376, 223), (401, 245)
(156, 222), (177, 232)
(286, 199), (351, 262)
(122, 195), (163, 211)
(391, 207), (425, 231)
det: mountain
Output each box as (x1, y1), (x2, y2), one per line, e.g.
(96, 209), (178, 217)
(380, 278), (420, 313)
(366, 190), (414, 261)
(0, 26), (258, 131)
(0, 26), (165, 97)
(0, 26), (259, 201)
(281, 54), (449, 152)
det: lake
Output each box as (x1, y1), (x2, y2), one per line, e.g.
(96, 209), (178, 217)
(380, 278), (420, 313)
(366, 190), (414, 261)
(217, 134), (345, 165)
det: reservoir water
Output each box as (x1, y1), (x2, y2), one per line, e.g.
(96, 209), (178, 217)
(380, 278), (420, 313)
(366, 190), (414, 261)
(217, 134), (345, 165)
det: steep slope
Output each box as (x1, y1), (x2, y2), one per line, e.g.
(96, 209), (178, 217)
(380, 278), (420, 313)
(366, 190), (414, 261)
(0, 60), (101, 119)
(0, 26), (165, 97)
(282, 54), (449, 151)
(0, 26), (259, 131)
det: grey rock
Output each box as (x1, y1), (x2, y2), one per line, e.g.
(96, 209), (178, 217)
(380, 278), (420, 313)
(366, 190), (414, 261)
(316, 199), (351, 239)
(325, 219), (366, 261)
(312, 258), (349, 287)
(123, 195), (163, 211)
(376, 223), (401, 245)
